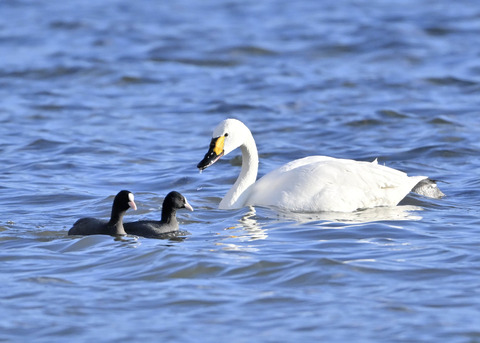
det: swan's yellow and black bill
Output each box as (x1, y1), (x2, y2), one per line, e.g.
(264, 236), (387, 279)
(197, 136), (225, 170)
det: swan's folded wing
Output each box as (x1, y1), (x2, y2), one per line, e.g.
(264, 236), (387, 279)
(247, 156), (426, 212)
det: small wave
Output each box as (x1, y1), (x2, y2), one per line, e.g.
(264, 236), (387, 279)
(423, 26), (454, 36)
(49, 20), (84, 30)
(424, 76), (477, 87)
(428, 116), (458, 125)
(117, 75), (159, 85)
(150, 56), (238, 67)
(61, 235), (138, 253)
(2, 66), (88, 80)
(20, 138), (66, 151)
(215, 45), (277, 57)
(376, 109), (411, 119)
(207, 101), (274, 114)
(22, 276), (74, 285)
(346, 118), (384, 127)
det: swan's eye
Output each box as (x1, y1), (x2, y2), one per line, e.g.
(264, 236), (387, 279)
(224, 133), (229, 137)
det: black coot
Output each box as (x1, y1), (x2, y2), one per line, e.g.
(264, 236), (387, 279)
(124, 191), (193, 238)
(68, 190), (137, 236)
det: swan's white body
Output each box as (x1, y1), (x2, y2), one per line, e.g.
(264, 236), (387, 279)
(198, 119), (443, 212)
(248, 156), (426, 212)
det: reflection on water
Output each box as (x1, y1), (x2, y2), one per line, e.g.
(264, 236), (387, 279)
(215, 207), (267, 252)
(275, 205), (423, 224)
(61, 234), (142, 252)
(215, 204), (422, 255)
(238, 206), (269, 240)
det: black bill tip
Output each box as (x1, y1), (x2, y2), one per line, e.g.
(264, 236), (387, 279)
(197, 150), (224, 170)
(197, 137), (225, 170)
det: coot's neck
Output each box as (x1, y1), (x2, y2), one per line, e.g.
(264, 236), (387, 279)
(108, 210), (127, 235)
(160, 206), (179, 232)
(162, 208), (178, 224)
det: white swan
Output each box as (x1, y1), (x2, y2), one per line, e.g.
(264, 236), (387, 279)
(197, 119), (444, 212)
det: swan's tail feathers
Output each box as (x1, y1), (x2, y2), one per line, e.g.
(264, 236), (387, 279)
(412, 179), (445, 199)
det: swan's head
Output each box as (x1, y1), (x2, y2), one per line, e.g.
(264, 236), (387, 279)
(197, 118), (249, 171)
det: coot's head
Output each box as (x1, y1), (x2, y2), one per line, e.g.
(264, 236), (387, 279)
(114, 190), (137, 212)
(163, 191), (194, 212)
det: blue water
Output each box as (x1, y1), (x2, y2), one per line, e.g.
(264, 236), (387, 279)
(1, 0), (480, 342)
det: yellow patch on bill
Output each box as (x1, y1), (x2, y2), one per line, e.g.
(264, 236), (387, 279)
(213, 135), (225, 155)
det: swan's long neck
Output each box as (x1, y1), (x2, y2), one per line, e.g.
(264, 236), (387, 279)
(219, 132), (258, 209)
